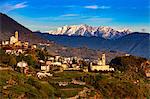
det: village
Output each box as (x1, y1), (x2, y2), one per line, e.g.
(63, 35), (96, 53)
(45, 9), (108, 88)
(0, 0), (150, 97)
(0, 31), (115, 77)
(0, 31), (118, 98)
(0, 31), (150, 98)
(0, 31), (149, 78)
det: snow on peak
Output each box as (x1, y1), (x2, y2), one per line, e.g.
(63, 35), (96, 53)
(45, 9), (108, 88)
(48, 24), (132, 39)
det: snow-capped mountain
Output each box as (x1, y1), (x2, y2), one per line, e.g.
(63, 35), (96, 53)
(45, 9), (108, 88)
(48, 24), (132, 39)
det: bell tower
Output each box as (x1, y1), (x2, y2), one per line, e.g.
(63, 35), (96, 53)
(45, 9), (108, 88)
(102, 54), (106, 65)
(15, 31), (18, 42)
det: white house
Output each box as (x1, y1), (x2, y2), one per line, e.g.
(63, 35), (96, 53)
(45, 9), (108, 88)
(41, 65), (50, 72)
(17, 61), (29, 74)
(37, 72), (53, 79)
(51, 62), (62, 66)
(17, 49), (23, 54)
(17, 61), (28, 68)
(31, 44), (37, 49)
(2, 41), (9, 45)
(55, 55), (60, 61)
(47, 57), (55, 61)
(5, 49), (24, 55)
(5, 50), (12, 54)
(39, 60), (45, 63)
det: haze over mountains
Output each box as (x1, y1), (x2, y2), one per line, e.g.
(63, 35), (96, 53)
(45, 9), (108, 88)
(48, 24), (132, 39)
(0, 13), (149, 58)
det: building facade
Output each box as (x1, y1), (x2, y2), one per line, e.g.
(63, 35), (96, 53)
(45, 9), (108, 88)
(90, 54), (114, 71)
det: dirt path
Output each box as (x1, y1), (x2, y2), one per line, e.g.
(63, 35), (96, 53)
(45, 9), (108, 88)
(0, 67), (13, 71)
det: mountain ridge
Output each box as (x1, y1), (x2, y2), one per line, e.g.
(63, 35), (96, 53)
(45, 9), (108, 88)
(48, 24), (132, 39)
(1, 13), (149, 59)
(0, 13), (46, 43)
(35, 32), (150, 59)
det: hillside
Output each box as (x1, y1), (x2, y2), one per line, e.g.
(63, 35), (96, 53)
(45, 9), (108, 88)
(35, 32), (126, 61)
(36, 32), (150, 59)
(112, 33), (150, 58)
(0, 13), (46, 43)
(0, 55), (149, 98)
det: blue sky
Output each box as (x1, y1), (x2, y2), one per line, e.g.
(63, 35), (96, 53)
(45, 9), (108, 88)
(0, 0), (149, 32)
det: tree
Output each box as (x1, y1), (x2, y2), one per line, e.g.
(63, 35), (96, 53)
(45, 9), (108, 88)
(109, 55), (147, 80)
(0, 49), (5, 55)
(16, 54), (25, 62)
(24, 54), (39, 69)
(36, 50), (45, 61)
(110, 56), (146, 72)
(72, 58), (76, 64)
(24, 55), (35, 66)
(1, 54), (10, 65)
(9, 56), (17, 68)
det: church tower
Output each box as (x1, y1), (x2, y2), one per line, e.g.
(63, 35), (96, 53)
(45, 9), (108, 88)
(15, 31), (19, 42)
(102, 54), (106, 65)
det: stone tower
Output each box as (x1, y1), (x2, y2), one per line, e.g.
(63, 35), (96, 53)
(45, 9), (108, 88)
(102, 54), (106, 65)
(15, 31), (19, 42)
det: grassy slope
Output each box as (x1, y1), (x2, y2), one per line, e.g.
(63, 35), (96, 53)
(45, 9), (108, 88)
(0, 70), (55, 98)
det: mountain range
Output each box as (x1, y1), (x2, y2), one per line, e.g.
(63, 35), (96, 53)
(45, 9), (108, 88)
(48, 24), (132, 39)
(36, 32), (150, 58)
(0, 13), (149, 59)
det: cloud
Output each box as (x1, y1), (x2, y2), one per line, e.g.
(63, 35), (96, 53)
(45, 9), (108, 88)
(34, 15), (112, 23)
(84, 5), (110, 9)
(34, 14), (80, 21)
(14, 2), (27, 9)
(84, 5), (99, 9)
(61, 14), (79, 17)
(1, 2), (28, 12)
(98, 6), (111, 9)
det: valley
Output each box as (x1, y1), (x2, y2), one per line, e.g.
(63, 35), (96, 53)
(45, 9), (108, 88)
(0, 12), (150, 99)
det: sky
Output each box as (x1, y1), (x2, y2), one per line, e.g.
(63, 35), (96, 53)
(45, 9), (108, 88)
(0, 0), (149, 32)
